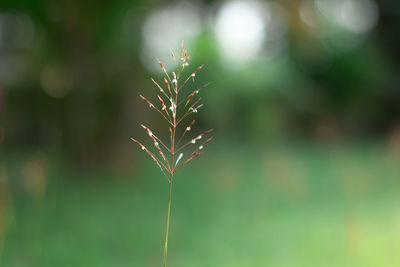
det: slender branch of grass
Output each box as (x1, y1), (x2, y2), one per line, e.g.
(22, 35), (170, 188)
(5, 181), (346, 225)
(176, 120), (196, 146)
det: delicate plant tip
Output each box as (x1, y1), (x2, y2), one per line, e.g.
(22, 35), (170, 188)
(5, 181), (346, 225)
(158, 95), (166, 110)
(141, 124), (155, 139)
(175, 153), (183, 166)
(190, 103), (203, 113)
(151, 78), (164, 93)
(185, 92), (196, 107)
(170, 48), (176, 62)
(196, 64), (205, 72)
(199, 145), (203, 150)
(157, 58), (172, 82)
(204, 136), (214, 144)
(188, 151), (202, 161)
(163, 77), (172, 95)
(186, 126), (191, 131)
(197, 83), (210, 94)
(140, 94), (153, 108)
(182, 54), (190, 68)
(130, 137), (141, 147)
(157, 58), (165, 71)
(195, 104), (203, 110)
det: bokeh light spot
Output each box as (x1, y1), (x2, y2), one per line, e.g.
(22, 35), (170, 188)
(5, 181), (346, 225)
(40, 66), (73, 99)
(316, 0), (379, 34)
(141, 2), (203, 73)
(215, 1), (269, 63)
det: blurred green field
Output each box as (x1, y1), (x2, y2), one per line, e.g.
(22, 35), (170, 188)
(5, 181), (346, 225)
(1, 143), (400, 267)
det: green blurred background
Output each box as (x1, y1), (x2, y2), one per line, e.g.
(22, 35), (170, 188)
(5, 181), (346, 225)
(1, 0), (400, 266)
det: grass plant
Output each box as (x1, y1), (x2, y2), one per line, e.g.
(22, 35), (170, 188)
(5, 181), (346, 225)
(131, 41), (213, 267)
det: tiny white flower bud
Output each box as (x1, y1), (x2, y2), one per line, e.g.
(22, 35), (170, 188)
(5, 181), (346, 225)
(186, 127), (191, 131)
(199, 145), (203, 150)
(169, 99), (175, 111)
(191, 73), (195, 77)
(175, 153), (183, 166)
(141, 146), (145, 150)
(191, 140), (196, 144)
(170, 104), (176, 117)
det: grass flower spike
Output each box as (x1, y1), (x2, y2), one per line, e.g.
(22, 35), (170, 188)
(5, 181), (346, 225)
(130, 41), (213, 267)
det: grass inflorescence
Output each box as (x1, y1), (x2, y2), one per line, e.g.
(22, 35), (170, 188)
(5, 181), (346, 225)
(131, 41), (213, 267)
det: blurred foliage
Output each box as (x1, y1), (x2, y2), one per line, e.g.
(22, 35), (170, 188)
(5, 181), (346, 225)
(1, 143), (400, 266)
(1, 1), (400, 265)
(0, 0), (399, 165)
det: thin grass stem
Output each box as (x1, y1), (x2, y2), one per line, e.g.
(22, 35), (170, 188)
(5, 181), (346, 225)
(163, 179), (173, 267)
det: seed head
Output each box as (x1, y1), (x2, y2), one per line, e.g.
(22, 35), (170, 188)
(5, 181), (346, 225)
(131, 42), (213, 181)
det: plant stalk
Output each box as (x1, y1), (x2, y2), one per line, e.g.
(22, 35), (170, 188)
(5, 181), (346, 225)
(163, 179), (173, 267)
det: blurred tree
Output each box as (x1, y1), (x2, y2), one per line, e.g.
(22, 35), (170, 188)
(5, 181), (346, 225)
(0, 0), (399, 166)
